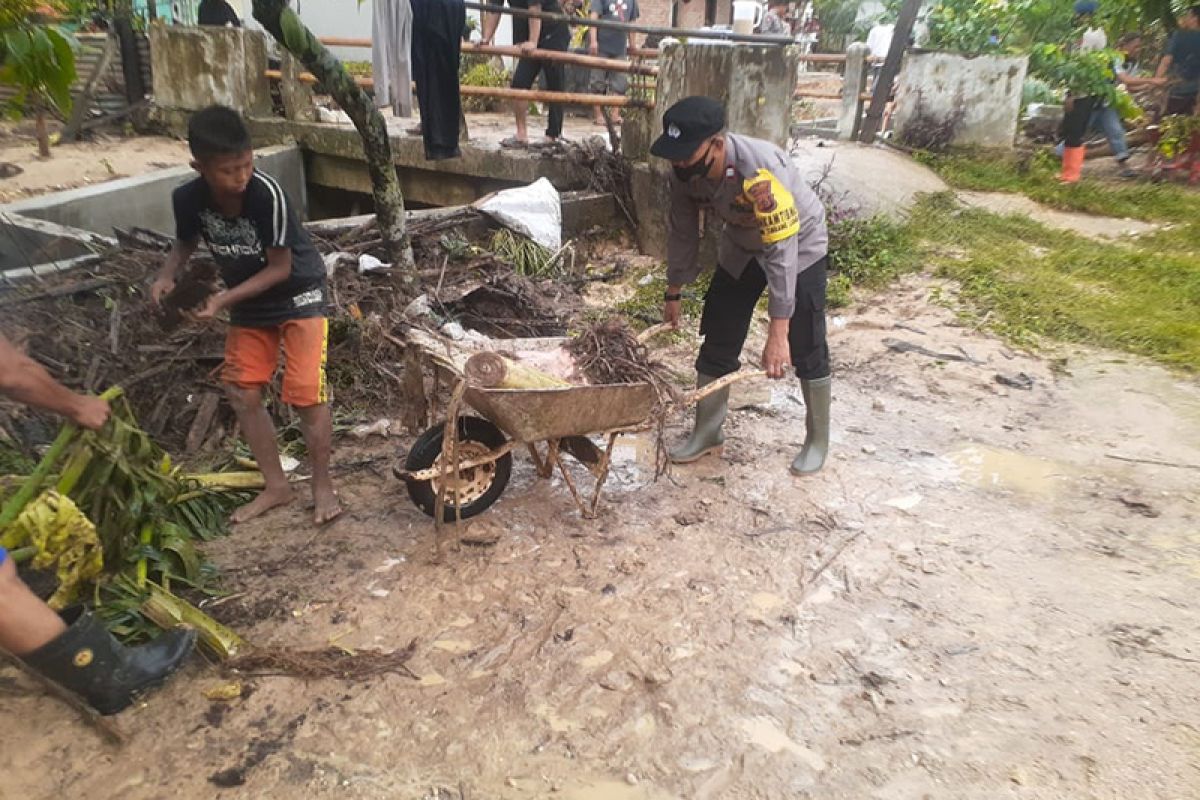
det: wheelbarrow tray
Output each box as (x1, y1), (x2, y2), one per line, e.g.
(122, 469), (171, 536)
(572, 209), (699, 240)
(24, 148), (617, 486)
(465, 381), (656, 442)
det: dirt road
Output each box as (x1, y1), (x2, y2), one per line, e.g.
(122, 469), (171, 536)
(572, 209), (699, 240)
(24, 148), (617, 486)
(2, 275), (1197, 799)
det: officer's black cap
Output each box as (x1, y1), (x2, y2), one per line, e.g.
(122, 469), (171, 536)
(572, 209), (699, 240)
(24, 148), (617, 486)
(650, 96), (727, 161)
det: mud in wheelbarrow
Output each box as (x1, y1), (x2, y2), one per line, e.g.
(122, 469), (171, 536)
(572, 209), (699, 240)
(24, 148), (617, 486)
(397, 380), (657, 521)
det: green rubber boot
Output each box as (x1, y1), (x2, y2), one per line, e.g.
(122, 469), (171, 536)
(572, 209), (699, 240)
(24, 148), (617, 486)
(670, 374), (728, 464)
(790, 376), (831, 475)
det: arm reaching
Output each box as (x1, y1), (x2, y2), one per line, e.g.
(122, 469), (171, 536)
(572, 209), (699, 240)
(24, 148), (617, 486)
(0, 335), (110, 429)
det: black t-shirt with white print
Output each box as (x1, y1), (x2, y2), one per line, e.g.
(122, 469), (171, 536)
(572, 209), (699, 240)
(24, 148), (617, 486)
(172, 170), (327, 327)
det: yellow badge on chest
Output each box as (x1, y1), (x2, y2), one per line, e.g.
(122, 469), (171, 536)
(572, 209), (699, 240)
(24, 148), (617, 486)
(742, 168), (800, 244)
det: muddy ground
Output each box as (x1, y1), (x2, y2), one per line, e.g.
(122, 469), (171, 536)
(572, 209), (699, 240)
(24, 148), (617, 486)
(1, 273), (1198, 799)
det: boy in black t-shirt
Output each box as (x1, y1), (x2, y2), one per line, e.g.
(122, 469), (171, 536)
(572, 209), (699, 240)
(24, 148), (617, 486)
(151, 105), (341, 526)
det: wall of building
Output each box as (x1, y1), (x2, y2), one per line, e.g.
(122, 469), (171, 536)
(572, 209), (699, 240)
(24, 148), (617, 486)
(892, 51), (1028, 149)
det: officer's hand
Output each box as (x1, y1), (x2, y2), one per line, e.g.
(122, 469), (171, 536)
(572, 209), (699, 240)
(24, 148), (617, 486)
(762, 331), (791, 379)
(663, 299), (682, 329)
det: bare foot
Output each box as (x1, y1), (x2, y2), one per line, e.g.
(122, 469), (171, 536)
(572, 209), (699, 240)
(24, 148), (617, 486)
(313, 484), (343, 526)
(230, 486), (294, 524)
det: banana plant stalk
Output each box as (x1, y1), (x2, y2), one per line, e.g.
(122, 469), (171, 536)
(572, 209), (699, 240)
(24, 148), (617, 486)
(139, 582), (247, 660)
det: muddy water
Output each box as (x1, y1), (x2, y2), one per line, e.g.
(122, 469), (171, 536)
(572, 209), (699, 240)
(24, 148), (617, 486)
(943, 443), (1076, 495)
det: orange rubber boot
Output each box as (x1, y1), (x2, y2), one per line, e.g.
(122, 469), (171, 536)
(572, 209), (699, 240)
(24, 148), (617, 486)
(1060, 146), (1085, 183)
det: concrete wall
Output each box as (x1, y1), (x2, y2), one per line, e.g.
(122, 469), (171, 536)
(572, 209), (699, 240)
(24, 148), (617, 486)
(892, 51), (1028, 149)
(0, 147), (306, 237)
(149, 23), (272, 115)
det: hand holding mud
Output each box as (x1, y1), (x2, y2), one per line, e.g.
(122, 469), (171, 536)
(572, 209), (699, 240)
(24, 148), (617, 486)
(149, 274), (175, 307)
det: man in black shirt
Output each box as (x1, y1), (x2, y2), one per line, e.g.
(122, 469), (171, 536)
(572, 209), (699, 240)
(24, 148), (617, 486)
(152, 106), (340, 526)
(482, 0), (571, 146)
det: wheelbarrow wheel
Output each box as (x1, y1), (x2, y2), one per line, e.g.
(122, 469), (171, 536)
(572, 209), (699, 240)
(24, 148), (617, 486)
(402, 417), (512, 521)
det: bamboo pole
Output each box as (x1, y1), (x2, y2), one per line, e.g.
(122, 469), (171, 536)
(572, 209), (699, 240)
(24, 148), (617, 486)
(461, 42), (657, 75)
(265, 70), (647, 107)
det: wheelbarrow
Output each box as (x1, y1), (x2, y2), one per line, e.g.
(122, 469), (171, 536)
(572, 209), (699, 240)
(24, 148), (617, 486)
(395, 326), (761, 521)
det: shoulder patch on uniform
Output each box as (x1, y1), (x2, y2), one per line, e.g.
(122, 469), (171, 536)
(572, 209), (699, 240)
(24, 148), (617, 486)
(742, 168), (800, 244)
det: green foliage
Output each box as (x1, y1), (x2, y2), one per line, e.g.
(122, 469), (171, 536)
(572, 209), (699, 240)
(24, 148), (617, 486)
(826, 215), (919, 307)
(1029, 44), (1120, 102)
(922, 0), (1172, 56)
(0, 24), (77, 117)
(460, 56), (508, 113)
(925, 0), (1075, 54)
(490, 229), (574, 278)
(617, 267), (712, 324)
(1155, 113), (1200, 157)
(811, 0), (865, 52)
(917, 148), (1200, 223)
(908, 192), (1200, 369)
(1022, 76), (1060, 107)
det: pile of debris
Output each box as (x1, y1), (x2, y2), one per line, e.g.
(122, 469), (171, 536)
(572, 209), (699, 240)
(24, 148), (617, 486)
(0, 211), (585, 459)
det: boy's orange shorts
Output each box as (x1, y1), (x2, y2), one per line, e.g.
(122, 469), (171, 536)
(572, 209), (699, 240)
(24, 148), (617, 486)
(222, 317), (330, 407)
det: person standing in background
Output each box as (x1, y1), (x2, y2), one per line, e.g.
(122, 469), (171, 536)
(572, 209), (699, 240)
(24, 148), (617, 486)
(757, 0), (790, 36)
(587, 0), (639, 126)
(483, 0), (571, 148)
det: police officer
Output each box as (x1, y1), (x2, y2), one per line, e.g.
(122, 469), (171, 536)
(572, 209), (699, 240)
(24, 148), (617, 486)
(650, 96), (831, 474)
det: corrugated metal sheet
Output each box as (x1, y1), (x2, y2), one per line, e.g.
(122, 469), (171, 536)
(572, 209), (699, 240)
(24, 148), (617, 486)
(0, 32), (151, 120)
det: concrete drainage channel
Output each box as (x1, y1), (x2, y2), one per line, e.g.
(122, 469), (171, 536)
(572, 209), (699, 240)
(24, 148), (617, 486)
(0, 145), (306, 284)
(0, 143), (618, 284)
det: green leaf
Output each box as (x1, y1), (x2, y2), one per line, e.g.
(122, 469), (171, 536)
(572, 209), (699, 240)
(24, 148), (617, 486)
(159, 523), (202, 580)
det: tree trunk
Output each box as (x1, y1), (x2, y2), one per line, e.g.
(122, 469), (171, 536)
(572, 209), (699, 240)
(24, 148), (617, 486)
(112, 10), (146, 105)
(35, 110), (51, 159)
(251, 0), (415, 276)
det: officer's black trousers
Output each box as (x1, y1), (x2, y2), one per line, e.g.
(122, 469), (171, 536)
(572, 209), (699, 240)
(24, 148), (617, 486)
(696, 256), (830, 382)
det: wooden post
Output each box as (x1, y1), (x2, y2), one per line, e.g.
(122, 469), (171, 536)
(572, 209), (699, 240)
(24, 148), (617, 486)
(112, 12), (146, 105)
(838, 42), (869, 141)
(857, 0), (921, 145)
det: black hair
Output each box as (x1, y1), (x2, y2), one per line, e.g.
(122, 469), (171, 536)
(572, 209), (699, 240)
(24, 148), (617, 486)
(1189, 4), (1200, 19)
(1117, 31), (1142, 45)
(187, 105), (252, 160)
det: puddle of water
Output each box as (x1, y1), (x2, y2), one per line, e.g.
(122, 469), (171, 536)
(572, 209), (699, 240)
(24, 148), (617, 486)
(608, 433), (658, 489)
(738, 716), (827, 771)
(944, 444), (1073, 496)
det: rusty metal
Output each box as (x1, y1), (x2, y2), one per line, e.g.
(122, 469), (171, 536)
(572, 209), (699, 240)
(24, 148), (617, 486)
(464, 382), (656, 442)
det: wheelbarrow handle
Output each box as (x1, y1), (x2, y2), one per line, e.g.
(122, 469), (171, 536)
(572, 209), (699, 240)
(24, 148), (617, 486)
(686, 370), (768, 405)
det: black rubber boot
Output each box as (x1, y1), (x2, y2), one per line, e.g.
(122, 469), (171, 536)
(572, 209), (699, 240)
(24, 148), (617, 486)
(790, 376), (831, 475)
(670, 374), (729, 464)
(20, 607), (196, 715)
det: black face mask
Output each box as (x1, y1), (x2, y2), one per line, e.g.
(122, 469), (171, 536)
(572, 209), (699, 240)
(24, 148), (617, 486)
(673, 142), (715, 182)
